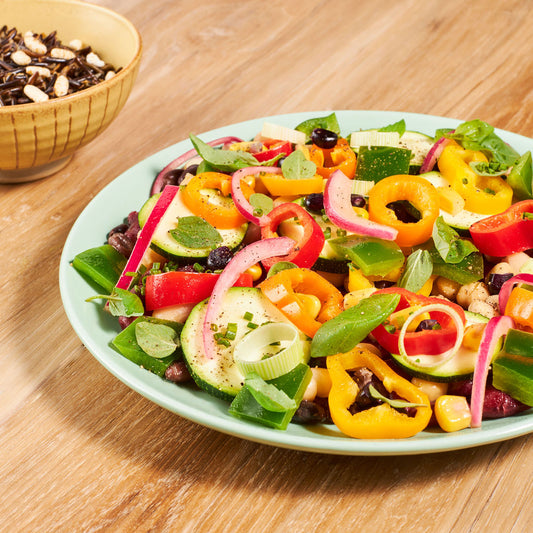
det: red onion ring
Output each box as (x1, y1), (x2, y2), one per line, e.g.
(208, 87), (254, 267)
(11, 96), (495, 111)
(151, 136), (243, 195)
(324, 170), (398, 240)
(202, 237), (295, 360)
(231, 166), (281, 226)
(470, 315), (514, 427)
(419, 137), (451, 174)
(498, 273), (533, 313)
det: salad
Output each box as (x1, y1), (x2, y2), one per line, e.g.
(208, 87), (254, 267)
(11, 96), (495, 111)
(72, 112), (533, 440)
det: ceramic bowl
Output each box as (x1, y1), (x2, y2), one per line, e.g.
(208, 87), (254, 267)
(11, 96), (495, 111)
(0, 0), (142, 183)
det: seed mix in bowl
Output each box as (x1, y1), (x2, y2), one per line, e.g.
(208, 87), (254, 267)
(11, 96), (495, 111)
(0, 25), (120, 105)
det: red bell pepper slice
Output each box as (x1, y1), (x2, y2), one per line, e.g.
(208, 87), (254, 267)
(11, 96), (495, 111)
(260, 202), (325, 270)
(253, 140), (293, 163)
(469, 199), (533, 256)
(371, 287), (466, 356)
(145, 271), (253, 310)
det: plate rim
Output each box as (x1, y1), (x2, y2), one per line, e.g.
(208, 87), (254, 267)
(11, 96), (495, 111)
(59, 109), (533, 455)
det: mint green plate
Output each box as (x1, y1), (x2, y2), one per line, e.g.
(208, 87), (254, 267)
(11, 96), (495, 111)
(59, 111), (533, 455)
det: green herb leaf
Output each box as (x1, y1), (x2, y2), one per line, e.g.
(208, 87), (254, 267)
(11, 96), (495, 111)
(311, 293), (401, 358)
(267, 261), (299, 278)
(507, 151), (533, 200)
(244, 373), (297, 412)
(469, 160), (508, 176)
(432, 216), (478, 264)
(281, 150), (317, 180)
(135, 321), (180, 358)
(189, 134), (259, 172)
(295, 112), (340, 141)
(446, 119), (520, 167)
(368, 385), (426, 409)
(249, 193), (274, 216)
(378, 119), (406, 136)
(397, 249), (433, 293)
(86, 287), (144, 317)
(170, 216), (223, 249)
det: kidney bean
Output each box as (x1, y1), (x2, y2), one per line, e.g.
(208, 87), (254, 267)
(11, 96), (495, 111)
(165, 361), (192, 383)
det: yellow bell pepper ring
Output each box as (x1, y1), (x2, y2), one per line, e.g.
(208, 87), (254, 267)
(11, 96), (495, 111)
(326, 348), (432, 439)
(367, 175), (440, 248)
(437, 140), (513, 215)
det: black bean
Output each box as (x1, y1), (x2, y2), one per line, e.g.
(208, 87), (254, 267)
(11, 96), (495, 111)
(487, 273), (514, 295)
(108, 232), (136, 257)
(350, 194), (366, 208)
(304, 193), (324, 213)
(207, 246), (233, 270)
(292, 400), (328, 425)
(416, 319), (441, 332)
(311, 128), (338, 149)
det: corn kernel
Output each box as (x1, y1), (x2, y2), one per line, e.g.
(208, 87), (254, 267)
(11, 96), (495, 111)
(245, 263), (263, 282)
(294, 293), (322, 320)
(411, 377), (448, 403)
(462, 323), (486, 351)
(434, 395), (471, 432)
(417, 275), (436, 297)
(352, 206), (369, 219)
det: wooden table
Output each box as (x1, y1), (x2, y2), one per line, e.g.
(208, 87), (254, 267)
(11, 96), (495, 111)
(2, 0), (533, 530)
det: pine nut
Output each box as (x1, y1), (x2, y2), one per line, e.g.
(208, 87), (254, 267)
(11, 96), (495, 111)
(50, 47), (76, 60)
(105, 70), (116, 80)
(26, 66), (51, 78)
(23, 32), (47, 55)
(54, 75), (69, 97)
(86, 51), (105, 67)
(68, 39), (83, 51)
(23, 84), (49, 103)
(11, 50), (32, 66)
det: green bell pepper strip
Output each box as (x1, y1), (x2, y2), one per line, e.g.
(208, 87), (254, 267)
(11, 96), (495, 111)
(112, 316), (183, 377)
(72, 244), (126, 292)
(228, 363), (312, 430)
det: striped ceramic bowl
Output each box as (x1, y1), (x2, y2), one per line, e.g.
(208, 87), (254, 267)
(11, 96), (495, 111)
(0, 0), (142, 183)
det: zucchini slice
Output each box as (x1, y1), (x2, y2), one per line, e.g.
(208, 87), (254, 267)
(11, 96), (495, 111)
(180, 287), (309, 401)
(138, 189), (248, 262)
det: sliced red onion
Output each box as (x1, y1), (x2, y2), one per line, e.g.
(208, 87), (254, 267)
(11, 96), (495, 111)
(324, 170), (398, 241)
(498, 273), (533, 313)
(419, 137), (451, 174)
(151, 136), (243, 195)
(116, 185), (179, 290)
(202, 237), (295, 360)
(231, 166), (281, 226)
(470, 315), (514, 427)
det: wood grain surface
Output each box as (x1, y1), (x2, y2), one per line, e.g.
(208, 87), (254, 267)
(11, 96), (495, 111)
(1, 0), (533, 531)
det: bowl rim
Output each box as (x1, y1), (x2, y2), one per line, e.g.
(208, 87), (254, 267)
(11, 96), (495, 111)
(0, 0), (143, 112)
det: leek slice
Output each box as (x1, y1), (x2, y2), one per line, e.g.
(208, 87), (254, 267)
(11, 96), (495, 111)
(233, 322), (308, 380)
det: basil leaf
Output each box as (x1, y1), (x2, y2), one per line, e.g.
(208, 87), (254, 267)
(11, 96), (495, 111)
(267, 261), (299, 278)
(447, 119), (520, 167)
(311, 293), (400, 358)
(432, 216), (478, 264)
(469, 160), (509, 176)
(295, 112), (340, 141)
(249, 193), (274, 216)
(135, 321), (180, 358)
(281, 150), (317, 180)
(189, 134), (259, 172)
(397, 249), (433, 293)
(507, 151), (533, 200)
(244, 373), (297, 412)
(368, 385), (426, 409)
(379, 119), (406, 136)
(170, 216), (223, 249)
(86, 287), (144, 317)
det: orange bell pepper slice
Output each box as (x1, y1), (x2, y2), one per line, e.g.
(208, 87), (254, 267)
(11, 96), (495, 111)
(308, 138), (357, 179)
(260, 172), (324, 196)
(259, 267), (344, 337)
(367, 175), (440, 247)
(180, 172), (253, 229)
(504, 286), (533, 330)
